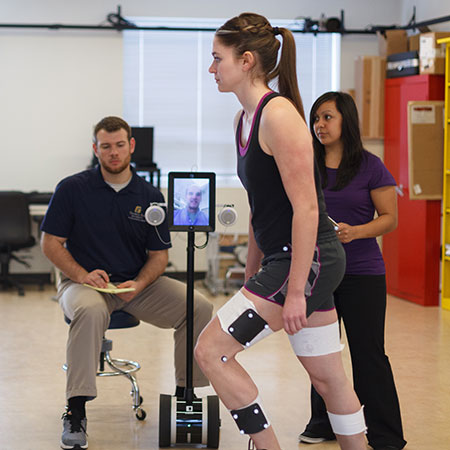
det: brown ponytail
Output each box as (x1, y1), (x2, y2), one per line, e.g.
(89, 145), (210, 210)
(216, 12), (306, 120)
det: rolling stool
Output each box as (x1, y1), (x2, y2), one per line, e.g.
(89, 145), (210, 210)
(63, 310), (147, 420)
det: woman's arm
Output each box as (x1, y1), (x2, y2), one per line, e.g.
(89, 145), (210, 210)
(260, 97), (318, 334)
(336, 185), (397, 244)
(245, 213), (264, 282)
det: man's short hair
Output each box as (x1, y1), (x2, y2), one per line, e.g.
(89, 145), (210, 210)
(93, 116), (132, 144)
(186, 184), (202, 196)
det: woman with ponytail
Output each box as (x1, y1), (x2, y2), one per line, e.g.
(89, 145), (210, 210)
(195, 13), (367, 450)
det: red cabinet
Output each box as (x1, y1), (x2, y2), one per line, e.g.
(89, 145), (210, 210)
(383, 74), (444, 306)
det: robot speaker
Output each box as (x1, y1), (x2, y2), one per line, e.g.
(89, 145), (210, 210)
(145, 203), (167, 226)
(218, 205), (238, 227)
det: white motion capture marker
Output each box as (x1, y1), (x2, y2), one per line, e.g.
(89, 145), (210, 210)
(288, 321), (344, 357)
(216, 291), (273, 348)
(327, 406), (367, 436)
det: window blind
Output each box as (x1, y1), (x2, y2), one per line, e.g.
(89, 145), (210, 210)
(123, 18), (340, 185)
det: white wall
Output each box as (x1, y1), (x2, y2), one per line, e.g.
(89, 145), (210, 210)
(0, 0), (405, 193)
(401, 1), (450, 31)
(0, 30), (123, 191)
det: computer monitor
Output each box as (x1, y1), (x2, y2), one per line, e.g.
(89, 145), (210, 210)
(131, 127), (154, 167)
(168, 172), (216, 232)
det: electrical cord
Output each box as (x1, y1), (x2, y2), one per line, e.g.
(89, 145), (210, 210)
(194, 232), (209, 249)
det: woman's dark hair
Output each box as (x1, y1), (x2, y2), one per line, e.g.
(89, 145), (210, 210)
(309, 91), (365, 190)
(216, 12), (305, 120)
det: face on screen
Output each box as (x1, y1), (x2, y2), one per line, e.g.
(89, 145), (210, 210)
(173, 178), (210, 227)
(186, 185), (202, 212)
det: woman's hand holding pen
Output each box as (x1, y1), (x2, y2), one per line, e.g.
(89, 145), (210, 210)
(335, 222), (357, 244)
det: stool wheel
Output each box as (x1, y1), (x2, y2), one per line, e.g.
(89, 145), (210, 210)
(136, 408), (147, 421)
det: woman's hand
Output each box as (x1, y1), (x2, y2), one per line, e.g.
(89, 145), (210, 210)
(336, 222), (358, 244)
(282, 293), (308, 335)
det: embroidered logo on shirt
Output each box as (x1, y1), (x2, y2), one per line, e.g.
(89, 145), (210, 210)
(128, 205), (146, 222)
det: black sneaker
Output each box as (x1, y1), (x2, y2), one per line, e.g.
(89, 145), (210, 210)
(374, 447), (401, 450)
(175, 386), (198, 399)
(61, 409), (88, 449)
(298, 429), (336, 444)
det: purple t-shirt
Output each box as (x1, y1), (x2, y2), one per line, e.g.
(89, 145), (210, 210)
(323, 151), (396, 275)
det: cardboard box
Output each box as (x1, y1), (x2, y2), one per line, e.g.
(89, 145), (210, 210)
(345, 88), (355, 102)
(420, 57), (446, 75)
(419, 32), (450, 74)
(408, 33), (420, 52)
(354, 56), (386, 138)
(378, 30), (408, 57)
(407, 101), (444, 200)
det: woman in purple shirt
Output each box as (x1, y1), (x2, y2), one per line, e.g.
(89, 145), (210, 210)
(298, 91), (406, 450)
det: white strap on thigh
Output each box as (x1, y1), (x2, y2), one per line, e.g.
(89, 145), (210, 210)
(327, 406), (367, 435)
(288, 321), (344, 357)
(216, 290), (273, 348)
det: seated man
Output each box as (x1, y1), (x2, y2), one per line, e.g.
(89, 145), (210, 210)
(173, 184), (209, 226)
(41, 116), (213, 450)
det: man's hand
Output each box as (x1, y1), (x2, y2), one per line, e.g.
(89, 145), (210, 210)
(82, 270), (110, 289)
(116, 280), (142, 303)
(282, 293), (308, 335)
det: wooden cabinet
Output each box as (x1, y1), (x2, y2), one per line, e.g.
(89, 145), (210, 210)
(383, 74), (444, 306)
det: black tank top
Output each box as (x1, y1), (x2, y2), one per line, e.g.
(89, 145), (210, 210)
(236, 91), (335, 256)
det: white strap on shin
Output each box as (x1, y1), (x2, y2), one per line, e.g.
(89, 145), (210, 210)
(327, 406), (367, 436)
(288, 321), (344, 357)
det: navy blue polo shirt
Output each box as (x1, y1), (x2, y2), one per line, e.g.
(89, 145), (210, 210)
(41, 166), (171, 282)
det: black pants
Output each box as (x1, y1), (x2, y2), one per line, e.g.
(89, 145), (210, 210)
(304, 274), (406, 449)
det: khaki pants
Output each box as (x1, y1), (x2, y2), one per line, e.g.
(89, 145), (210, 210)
(57, 276), (213, 400)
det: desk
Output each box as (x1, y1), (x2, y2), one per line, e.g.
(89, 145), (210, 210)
(135, 166), (161, 189)
(29, 204), (48, 219)
(28, 191), (51, 229)
(9, 193), (53, 281)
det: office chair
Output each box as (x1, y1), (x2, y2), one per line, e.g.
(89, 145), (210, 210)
(0, 191), (36, 296)
(63, 310), (147, 420)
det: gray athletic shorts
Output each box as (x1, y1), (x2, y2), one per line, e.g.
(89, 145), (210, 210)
(244, 238), (345, 317)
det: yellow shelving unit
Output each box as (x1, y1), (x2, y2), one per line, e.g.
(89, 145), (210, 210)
(438, 37), (450, 310)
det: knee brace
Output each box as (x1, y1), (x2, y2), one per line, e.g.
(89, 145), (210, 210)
(217, 291), (273, 348)
(288, 321), (344, 357)
(327, 406), (367, 436)
(230, 396), (270, 435)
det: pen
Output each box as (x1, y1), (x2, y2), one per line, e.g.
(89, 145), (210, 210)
(328, 215), (339, 231)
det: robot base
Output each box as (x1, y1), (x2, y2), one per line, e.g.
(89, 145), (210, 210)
(159, 394), (220, 448)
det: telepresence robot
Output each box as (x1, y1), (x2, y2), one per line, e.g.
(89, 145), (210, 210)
(158, 172), (220, 448)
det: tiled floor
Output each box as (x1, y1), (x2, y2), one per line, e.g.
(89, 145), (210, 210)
(0, 283), (449, 449)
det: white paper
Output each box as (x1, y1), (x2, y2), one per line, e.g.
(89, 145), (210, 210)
(411, 105), (435, 124)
